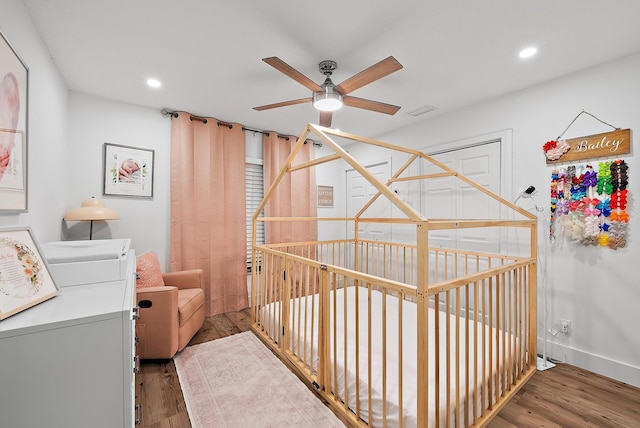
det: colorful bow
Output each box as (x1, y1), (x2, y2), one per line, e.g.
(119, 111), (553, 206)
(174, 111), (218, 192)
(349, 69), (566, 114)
(610, 211), (629, 222)
(584, 208), (601, 216)
(583, 216), (600, 237)
(598, 233), (609, 246)
(596, 199), (611, 217)
(569, 200), (586, 212)
(583, 169), (598, 188)
(610, 190), (628, 210)
(556, 199), (570, 215)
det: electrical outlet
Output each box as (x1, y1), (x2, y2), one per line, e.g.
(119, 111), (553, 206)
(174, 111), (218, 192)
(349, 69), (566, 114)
(560, 319), (571, 334)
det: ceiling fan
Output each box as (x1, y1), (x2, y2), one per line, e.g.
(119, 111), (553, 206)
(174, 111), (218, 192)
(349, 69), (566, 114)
(253, 56), (403, 127)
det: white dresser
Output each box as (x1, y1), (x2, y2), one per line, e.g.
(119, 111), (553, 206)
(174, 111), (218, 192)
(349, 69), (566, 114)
(0, 246), (139, 427)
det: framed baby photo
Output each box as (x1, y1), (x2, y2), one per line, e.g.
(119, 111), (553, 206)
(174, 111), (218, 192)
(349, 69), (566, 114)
(0, 31), (29, 212)
(0, 227), (59, 320)
(103, 142), (154, 198)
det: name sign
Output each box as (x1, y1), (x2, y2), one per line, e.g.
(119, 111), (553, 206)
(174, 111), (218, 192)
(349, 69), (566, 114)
(547, 128), (631, 164)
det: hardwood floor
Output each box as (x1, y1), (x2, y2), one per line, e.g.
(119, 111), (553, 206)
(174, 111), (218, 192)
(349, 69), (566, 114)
(137, 309), (640, 427)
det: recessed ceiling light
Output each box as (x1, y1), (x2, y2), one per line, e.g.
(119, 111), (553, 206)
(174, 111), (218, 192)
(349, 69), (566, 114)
(146, 78), (162, 88)
(519, 47), (537, 59)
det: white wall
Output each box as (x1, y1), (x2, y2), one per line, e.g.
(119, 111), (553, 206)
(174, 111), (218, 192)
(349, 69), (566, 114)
(66, 92), (172, 269)
(0, 0), (68, 243)
(342, 53), (640, 387)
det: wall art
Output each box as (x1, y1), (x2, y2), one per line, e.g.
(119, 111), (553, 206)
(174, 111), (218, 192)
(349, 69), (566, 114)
(103, 142), (154, 198)
(0, 32), (28, 212)
(317, 185), (334, 207)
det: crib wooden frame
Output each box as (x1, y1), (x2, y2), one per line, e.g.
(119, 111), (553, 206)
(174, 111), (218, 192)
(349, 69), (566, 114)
(251, 124), (538, 427)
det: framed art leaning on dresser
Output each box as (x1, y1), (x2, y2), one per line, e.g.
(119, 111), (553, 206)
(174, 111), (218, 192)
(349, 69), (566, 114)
(0, 227), (58, 320)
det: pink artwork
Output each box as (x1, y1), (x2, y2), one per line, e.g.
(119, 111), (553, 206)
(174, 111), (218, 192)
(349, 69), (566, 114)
(0, 32), (28, 212)
(0, 73), (20, 182)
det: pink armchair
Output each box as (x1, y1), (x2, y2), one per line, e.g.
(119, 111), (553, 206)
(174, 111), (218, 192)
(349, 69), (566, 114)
(135, 269), (205, 359)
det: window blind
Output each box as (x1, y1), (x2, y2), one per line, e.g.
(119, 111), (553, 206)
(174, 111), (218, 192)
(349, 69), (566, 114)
(246, 162), (264, 271)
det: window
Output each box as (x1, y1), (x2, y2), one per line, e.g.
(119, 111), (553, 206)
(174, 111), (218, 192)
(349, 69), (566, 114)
(246, 161), (264, 271)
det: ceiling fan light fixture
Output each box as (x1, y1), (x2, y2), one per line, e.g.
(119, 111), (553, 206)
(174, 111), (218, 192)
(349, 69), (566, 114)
(313, 91), (343, 112)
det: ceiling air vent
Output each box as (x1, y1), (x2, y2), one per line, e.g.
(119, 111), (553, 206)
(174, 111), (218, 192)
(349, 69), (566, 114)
(407, 105), (437, 117)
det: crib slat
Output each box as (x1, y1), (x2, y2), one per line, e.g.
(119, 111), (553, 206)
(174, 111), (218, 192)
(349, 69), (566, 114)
(331, 272), (338, 406)
(382, 288), (388, 426)
(398, 289), (404, 428)
(355, 282), (361, 420)
(445, 290), (451, 428)
(473, 280), (479, 421)
(367, 283), (373, 426)
(282, 257), (291, 352)
(434, 292), (441, 427)
(343, 275), (349, 411)
(455, 287), (461, 428)
(481, 278), (487, 417)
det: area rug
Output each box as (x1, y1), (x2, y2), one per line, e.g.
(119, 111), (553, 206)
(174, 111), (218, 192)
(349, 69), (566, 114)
(174, 332), (345, 427)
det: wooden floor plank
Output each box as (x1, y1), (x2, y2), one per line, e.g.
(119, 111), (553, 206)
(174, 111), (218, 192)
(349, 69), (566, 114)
(143, 412), (191, 428)
(210, 312), (243, 337)
(137, 360), (188, 427)
(489, 401), (562, 428)
(225, 307), (252, 331)
(486, 415), (518, 428)
(509, 367), (640, 428)
(138, 310), (640, 428)
(187, 317), (220, 346)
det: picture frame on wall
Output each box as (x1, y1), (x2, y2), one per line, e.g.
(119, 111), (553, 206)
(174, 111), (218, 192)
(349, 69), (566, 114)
(317, 185), (334, 207)
(0, 227), (59, 320)
(0, 32), (29, 212)
(103, 142), (154, 198)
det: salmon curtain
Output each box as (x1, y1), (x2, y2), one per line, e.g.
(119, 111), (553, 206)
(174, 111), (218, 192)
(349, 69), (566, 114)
(170, 114), (248, 316)
(263, 132), (317, 245)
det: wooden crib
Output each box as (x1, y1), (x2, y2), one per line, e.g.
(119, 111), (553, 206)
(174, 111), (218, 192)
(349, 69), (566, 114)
(251, 125), (537, 427)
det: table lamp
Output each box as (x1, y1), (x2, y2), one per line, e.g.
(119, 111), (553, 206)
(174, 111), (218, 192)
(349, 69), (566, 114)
(64, 197), (120, 239)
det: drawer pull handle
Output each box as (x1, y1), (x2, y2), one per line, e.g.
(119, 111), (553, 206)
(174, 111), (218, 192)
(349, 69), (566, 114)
(135, 403), (142, 425)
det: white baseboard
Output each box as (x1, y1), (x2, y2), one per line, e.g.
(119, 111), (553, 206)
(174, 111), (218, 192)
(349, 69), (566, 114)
(538, 338), (640, 388)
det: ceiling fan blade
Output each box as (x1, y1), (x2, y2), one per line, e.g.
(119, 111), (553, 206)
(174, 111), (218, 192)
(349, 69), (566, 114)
(319, 111), (333, 127)
(253, 97), (312, 111)
(343, 95), (401, 115)
(263, 57), (324, 92)
(336, 56), (403, 95)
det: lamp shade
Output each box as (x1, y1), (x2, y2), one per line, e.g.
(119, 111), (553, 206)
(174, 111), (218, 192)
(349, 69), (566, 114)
(64, 197), (120, 221)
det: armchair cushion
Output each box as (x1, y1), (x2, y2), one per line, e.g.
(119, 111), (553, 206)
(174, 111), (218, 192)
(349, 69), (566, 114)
(136, 251), (165, 288)
(177, 288), (205, 326)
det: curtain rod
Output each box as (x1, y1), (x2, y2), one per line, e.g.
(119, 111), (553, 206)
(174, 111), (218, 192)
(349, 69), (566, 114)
(243, 126), (322, 147)
(161, 109), (232, 128)
(161, 108), (322, 147)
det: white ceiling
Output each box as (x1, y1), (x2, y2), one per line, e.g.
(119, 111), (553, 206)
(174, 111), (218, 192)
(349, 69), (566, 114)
(21, 0), (640, 138)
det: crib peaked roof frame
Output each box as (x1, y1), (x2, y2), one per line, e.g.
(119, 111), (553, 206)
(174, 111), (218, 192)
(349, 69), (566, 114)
(252, 123), (537, 260)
